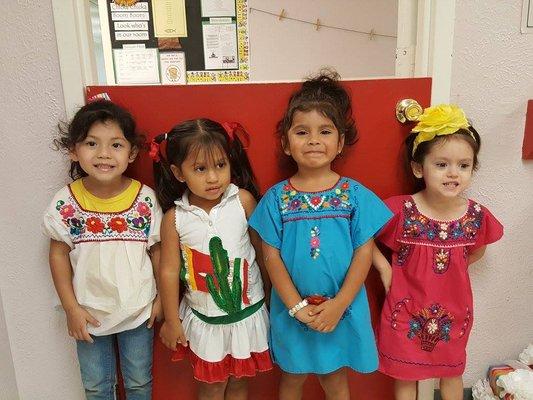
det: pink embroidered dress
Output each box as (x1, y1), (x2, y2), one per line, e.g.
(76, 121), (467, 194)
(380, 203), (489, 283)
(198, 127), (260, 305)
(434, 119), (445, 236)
(376, 195), (503, 380)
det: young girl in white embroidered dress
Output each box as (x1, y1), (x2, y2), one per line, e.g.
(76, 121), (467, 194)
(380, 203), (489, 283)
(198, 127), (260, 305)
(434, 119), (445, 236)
(43, 100), (162, 400)
(151, 119), (272, 400)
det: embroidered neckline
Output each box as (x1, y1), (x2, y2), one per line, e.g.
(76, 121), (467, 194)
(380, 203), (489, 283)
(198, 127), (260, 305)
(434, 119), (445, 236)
(286, 175), (341, 194)
(408, 196), (471, 223)
(68, 182), (143, 215)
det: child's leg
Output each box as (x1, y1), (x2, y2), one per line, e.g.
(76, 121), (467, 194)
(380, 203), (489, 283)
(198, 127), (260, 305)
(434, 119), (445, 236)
(116, 322), (154, 400)
(394, 379), (417, 400)
(317, 368), (350, 400)
(439, 376), (463, 400)
(224, 376), (248, 400)
(76, 334), (116, 400)
(279, 371), (308, 400)
(198, 381), (228, 400)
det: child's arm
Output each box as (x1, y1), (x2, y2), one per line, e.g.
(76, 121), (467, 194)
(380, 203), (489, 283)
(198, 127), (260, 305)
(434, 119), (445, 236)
(239, 189), (272, 303)
(308, 238), (374, 333)
(372, 243), (392, 293)
(147, 243), (162, 328)
(262, 241), (316, 324)
(49, 239), (100, 343)
(158, 208), (187, 350)
(468, 245), (486, 265)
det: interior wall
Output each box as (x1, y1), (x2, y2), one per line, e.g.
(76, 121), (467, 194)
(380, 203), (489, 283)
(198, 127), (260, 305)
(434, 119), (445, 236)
(1, 1), (530, 398)
(0, 292), (18, 400)
(248, 0), (398, 81)
(0, 2), (85, 399)
(450, 0), (533, 386)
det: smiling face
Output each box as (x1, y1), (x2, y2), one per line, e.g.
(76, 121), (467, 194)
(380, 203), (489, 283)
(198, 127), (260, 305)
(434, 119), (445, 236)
(70, 120), (137, 187)
(283, 109), (344, 172)
(171, 144), (231, 210)
(411, 136), (475, 199)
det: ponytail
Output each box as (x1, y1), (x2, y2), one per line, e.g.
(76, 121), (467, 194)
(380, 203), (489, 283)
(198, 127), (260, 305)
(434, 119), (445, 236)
(222, 123), (261, 202)
(151, 132), (186, 212)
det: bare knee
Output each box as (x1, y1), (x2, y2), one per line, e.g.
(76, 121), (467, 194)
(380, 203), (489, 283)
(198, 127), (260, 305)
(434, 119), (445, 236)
(198, 381), (227, 400)
(279, 372), (308, 400)
(439, 376), (463, 400)
(394, 379), (417, 400)
(317, 368), (349, 400)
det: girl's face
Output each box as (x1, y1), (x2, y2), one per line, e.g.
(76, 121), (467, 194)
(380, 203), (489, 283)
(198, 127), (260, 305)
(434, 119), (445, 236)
(171, 145), (231, 209)
(70, 120), (137, 186)
(411, 136), (474, 199)
(283, 109), (344, 172)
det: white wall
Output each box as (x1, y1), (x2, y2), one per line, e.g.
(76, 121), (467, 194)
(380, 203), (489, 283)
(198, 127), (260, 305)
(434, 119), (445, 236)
(0, 292), (18, 400)
(451, 0), (533, 387)
(248, 0), (398, 81)
(0, 2), (85, 399)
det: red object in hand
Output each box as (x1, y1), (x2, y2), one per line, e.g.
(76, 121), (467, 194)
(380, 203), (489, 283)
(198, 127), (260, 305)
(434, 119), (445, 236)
(306, 295), (329, 305)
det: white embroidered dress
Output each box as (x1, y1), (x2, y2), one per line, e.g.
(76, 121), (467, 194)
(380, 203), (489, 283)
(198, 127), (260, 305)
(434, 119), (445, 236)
(172, 183), (272, 382)
(43, 184), (162, 335)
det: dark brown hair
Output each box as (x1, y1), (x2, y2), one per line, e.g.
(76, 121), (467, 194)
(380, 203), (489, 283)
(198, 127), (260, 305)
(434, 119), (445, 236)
(152, 119), (260, 212)
(54, 100), (143, 180)
(405, 126), (481, 191)
(277, 69), (358, 152)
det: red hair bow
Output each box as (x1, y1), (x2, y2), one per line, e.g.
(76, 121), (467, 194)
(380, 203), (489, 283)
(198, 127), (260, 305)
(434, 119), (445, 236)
(221, 122), (250, 149)
(149, 139), (161, 162)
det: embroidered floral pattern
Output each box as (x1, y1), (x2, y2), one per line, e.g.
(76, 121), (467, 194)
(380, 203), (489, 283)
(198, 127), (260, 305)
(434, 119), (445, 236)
(433, 248), (450, 274)
(55, 195), (153, 243)
(310, 226), (320, 259)
(281, 181), (351, 214)
(86, 216), (104, 234)
(407, 304), (454, 352)
(459, 307), (471, 338)
(391, 298), (411, 330)
(396, 244), (412, 266)
(401, 199), (483, 246)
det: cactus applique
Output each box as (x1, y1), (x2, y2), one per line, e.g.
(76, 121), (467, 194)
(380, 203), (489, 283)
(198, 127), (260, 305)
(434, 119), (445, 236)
(205, 236), (243, 314)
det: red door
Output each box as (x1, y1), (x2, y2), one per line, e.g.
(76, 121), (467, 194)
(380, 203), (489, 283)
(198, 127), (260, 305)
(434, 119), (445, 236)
(88, 77), (431, 400)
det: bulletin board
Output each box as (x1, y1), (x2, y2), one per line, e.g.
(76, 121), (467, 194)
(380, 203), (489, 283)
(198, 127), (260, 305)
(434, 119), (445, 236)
(87, 77), (431, 399)
(98, 0), (250, 85)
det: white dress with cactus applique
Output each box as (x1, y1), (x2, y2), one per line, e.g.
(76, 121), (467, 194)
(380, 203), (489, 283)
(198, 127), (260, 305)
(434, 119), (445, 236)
(172, 184), (272, 382)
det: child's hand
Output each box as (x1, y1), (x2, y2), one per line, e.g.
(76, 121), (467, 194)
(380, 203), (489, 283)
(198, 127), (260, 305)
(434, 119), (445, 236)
(379, 267), (392, 293)
(159, 320), (187, 351)
(65, 305), (100, 343)
(294, 304), (316, 324)
(307, 298), (345, 333)
(147, 294), (163, 329)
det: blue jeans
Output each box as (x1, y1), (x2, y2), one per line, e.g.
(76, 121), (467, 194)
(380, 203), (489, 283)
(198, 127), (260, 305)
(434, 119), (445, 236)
(76, 322), (153, 400)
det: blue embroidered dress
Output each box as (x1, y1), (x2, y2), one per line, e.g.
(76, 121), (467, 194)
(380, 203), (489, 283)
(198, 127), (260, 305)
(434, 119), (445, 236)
(249, 178), (392, 374)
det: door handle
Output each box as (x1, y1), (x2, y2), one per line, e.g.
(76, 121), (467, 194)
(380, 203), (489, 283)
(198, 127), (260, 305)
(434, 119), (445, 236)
(396, 99), (423, 123)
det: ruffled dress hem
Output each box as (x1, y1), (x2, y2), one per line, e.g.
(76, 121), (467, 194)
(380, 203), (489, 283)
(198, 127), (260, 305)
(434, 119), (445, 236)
(171, 346), (273, 383)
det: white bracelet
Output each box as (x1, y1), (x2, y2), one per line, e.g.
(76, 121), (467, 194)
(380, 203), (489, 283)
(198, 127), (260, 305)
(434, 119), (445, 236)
(288, 299), (308, 317)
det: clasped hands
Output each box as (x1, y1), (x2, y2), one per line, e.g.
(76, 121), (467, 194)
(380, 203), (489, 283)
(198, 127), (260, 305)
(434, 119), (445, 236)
(294, 297), (347, 333)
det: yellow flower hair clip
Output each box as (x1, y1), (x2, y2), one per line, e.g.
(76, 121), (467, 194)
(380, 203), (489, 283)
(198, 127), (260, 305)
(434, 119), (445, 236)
(411, 104), (474, 156)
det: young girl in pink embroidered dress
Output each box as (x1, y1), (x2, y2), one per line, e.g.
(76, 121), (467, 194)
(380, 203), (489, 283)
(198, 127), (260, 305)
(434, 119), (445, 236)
(43, 100), (162, 400)
(151, 119), (272, 400)
(373, 105), (503, 400)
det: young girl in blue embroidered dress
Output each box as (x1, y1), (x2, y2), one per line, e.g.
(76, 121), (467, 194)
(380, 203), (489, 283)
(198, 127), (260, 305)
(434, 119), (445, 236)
(249, 71), (392, 400)
(152, 119), (272, 400)
(372, 105), (503, 400)
(43, 100), (162, 400)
